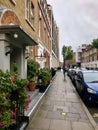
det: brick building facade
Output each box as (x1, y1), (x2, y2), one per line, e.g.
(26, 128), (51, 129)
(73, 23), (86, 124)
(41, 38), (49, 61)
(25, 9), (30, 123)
(0, 0), (59, 76)
(81, 45), (98, 69)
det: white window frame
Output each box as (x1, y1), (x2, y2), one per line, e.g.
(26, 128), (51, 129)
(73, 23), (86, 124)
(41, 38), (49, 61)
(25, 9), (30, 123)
(31, 2), (34, 19)
(39, 11), (42, 38)
(25, 0), (35, 30)
(25, 0), (29, 20)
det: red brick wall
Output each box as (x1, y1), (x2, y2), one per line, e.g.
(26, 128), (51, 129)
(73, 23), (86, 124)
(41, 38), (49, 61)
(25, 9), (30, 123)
(1, 10), (20, 25)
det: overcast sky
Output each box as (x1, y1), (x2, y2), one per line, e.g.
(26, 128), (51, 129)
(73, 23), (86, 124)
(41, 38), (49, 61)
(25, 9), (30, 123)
(47, 0), (98, 61)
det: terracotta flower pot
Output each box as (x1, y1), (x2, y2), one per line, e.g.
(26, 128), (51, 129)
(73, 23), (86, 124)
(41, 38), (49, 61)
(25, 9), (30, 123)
(28, 82), (36, 91)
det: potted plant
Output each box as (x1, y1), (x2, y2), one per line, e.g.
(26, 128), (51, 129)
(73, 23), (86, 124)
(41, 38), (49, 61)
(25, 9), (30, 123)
(27, 78), (37, 91)
(27, 59), (40, 78)
(51, 67), (56, 77)
(38, 68), (52, 92)
(27, 59), (40, 91)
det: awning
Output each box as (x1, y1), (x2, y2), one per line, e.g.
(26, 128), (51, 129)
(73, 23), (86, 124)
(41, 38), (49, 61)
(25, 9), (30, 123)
(0, 25), (38, 47)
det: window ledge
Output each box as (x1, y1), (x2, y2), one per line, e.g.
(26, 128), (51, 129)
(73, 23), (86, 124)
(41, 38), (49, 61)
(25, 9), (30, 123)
(9, 0), (16, 6)
(25, 18), (35, 31)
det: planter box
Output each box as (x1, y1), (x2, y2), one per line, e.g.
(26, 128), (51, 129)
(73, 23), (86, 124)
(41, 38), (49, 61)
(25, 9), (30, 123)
(39, 85), (48, 93)
(8, 116), (29, 130)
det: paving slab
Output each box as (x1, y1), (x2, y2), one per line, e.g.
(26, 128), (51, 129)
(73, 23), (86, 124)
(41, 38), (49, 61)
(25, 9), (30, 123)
(72, 122), (94, 130)
(27, 118), (51, 130)
(50, 120), (71, 130)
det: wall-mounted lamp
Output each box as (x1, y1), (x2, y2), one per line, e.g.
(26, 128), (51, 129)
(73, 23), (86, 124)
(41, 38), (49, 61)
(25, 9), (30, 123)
(40, 53), (43, 57)
(25, 49), (30, 59)
(36, 53), (45, 58)
(5, 45), (13, 56)
(13, 32), (18, 38)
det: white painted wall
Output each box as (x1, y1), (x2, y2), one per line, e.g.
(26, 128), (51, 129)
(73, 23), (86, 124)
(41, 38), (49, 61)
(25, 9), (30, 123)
(10, 47), (27, 79)
(20, 48), (27, 79)
(52, 54), (59, 68)
(0, 34), (10, 72)
(0, 33), (27, 79)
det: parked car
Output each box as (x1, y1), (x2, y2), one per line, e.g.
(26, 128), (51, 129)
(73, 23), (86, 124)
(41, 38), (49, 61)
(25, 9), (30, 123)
(75, 70), (98, 104)
(67, 68), (76, 79)
(72, 67), (87, 87)
(67, 67), (81, 86)
(70, 68), (76, 85)
(67, 68), (72, 77)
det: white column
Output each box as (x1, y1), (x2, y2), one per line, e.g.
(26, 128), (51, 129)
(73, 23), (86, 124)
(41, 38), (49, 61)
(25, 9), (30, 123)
(0, 34), (10, 72)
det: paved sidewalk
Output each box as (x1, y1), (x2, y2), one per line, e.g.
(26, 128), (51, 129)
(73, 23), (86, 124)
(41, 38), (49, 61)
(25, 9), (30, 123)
(26, 71), (97, 130)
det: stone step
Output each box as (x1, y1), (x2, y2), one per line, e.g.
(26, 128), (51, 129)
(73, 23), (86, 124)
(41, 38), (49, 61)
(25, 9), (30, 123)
(27, 89), (39, 100)
(25, 89), (40, 116)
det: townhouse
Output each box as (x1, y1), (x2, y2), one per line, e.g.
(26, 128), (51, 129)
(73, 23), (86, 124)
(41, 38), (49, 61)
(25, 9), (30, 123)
(81, 45), (98, 69)
(0, 0), (59, 78)
(52, 20), (59, 68)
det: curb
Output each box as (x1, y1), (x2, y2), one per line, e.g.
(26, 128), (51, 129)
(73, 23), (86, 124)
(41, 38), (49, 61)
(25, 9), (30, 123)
(19, 84), (51, 130)
(27, 83), (51, 119)
(27, 74), (56, 119)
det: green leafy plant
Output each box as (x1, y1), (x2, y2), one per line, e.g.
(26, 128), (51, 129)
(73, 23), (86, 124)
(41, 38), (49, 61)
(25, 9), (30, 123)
(28, 78), (37, 83)
(0, 92), (11, 129)
(0, 70), (28, 129)
(27, 59), (40, 91)
(27, 59), (40, 79)
(12, 62), (18, 73)
(38, 68), (51, 86)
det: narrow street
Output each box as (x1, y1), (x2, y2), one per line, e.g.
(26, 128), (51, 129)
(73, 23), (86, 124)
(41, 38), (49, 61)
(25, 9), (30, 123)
(26, 71), (96, 130)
